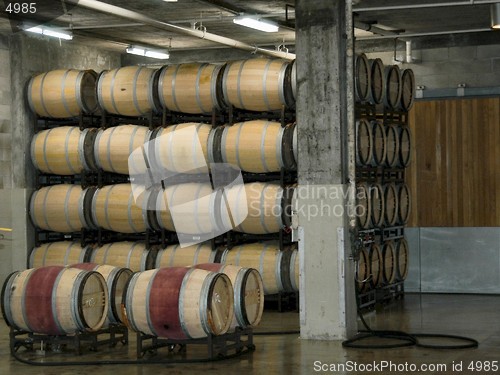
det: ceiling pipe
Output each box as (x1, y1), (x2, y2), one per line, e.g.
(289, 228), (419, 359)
(354, 20), (402, 36)
(353, 0), (500, 12)
(356, 27), (491, 40)
(62, 0), (295, 60)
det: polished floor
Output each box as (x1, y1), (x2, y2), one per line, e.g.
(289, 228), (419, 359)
(1, 294), (500, 374)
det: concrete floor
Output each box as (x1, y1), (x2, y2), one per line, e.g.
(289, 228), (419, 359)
(1, 294), (500, 374)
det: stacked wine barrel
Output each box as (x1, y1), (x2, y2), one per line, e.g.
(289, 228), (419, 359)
(354, 54), (414, 298)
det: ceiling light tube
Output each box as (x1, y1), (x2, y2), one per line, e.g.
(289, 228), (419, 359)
(145, 50), (170, 59)
(233, 16), (279, 33)
(491, 3), (500, 29)
(126, 46), (169, 59)
(25, 26), (73, 40)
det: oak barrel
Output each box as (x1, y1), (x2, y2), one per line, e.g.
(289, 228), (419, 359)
(29, 184), (95, 233)
(150, 123), (211, 174)
(384, 65), (402, 110)
(355, 54), (371, 102)
(123, 267), (233, 339)
(356, 182), (372, 229)
(1, 266), (108, 335)
(29, 241), (92, 268)
(369, 243), (383, 288)
(222, 58), (290, 111)
(289, 247), (299, 292)
(384, 183), (399, 227)
(155, 243), (216, 268)
(398, 183), (412, 224)
(291, 60), (297, 100)
(356, 119), (373, 166)
(195, 263), (264, 329)
(399, 69), (415, 111)
(382, 242), (397, 284)
(30, 126), (97, 175)
(356, 247), (370, 292)
(221, 242), (286, 295)
(370, 183), (385, 228)
(97, 66), (159, 116)
(94, 125), (151, 175)
(371, 121), (387, 166)
(399, 126), (412, 167)
(91, 183), (147, 233)
(71, 263), (132, 325)
(396, 238), (410, 281)
(157, 63), (224, 114)
(385, 125), (400, 167)
(27, 69), (98, 118)
(90, 242), (151, 272)
(368, 59), (385, 105)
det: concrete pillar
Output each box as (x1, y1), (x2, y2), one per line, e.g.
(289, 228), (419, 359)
(295, 0), (357, 340)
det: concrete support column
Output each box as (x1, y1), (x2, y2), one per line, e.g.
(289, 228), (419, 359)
(295, 0), (357, 340)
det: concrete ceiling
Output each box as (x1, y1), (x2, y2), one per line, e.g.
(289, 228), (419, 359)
(0, 0), (499, 54)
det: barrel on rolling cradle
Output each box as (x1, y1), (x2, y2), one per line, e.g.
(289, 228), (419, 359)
(31, 126), (98, 175)
(27, 69), (98, 118)
(355, 54), (371, 103)
(368, 58), (385, 105)
(91, 183), (147, 234)
(97, 66), (160, 117)
(221, 242), (294, 295)
(209, 120), (296, 173)
(93, 125), (152, 175)
(29, 184), (96, 233)
(383, 65), (402, 110)
(71, 263), (132, 325)
(29, 241), (92, 268)
(122, 267), (234, 339)
(157, 63), (225, 114)
(222, 58), (294, 112)
(1, 266), (108, 335)
(149, 123), (211, 175)
(155, 242), (216, 268)
(90, 241), (151, 272)
(195, 263), (264, 330)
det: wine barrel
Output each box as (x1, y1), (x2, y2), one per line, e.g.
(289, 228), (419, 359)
(29, 241), (92, 268)
(371, 121), (387, 166)
(222, 58), (291, 111)
(355, 54), (371, 103)
(396, 238), (409, 281)
(97, 66), (159, 116)
(91, 184), (146, 233)
(384, 65), (402, 110)
(157, 63), (224, 114)
(221, 242), (286, 295)
(155, 243), (216, 268)
(71, 263), (132, 325)
(356, 182), (372, 229)
(292, 124), (297, 162)
(30, 126), (97, 175)
(216, 120), (296, 173)
(123, 267), (233, 339)
(382, 242), (397, 284)
(399, 126), (412, 167)
(150, 123), (211, 174)
(29, 185), (95, 233)
(384, 183), (399, 227)
(291, 60), (297, 100)
(94, 125), (151, 175)
(370, 183), (385, 228)
(27, 69), (98, 118)
(195, 263), (264, 329)
(1, 266), (108, 335)
(399, 69), (415, 111)
(225, 182), (287, 234)
(398, 183), (411, 224)
(369, 243), (383, 288)
(90, 242), (151, 272)
(368, 59), (385, 105)
(356, 119), (373, 166)
(385, 125), (400, 167)
(154, 183), (219, 235)
(289, 247), (299, 292)
(356, 247), (370, 292)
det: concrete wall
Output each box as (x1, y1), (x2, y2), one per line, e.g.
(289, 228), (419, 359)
(0, 32), (121, 287)
(366, 44), (500, 90)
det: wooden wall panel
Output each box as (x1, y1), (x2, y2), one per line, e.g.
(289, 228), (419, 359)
(406, 98), (500, 227)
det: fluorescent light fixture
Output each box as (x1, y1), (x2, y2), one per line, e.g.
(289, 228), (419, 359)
(233, 16), (279, 33)
(25, 26), (73, 40)
(126, 46), (169, 59)
(491, 3), (500, 29)
(163, 0), (178, 2)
